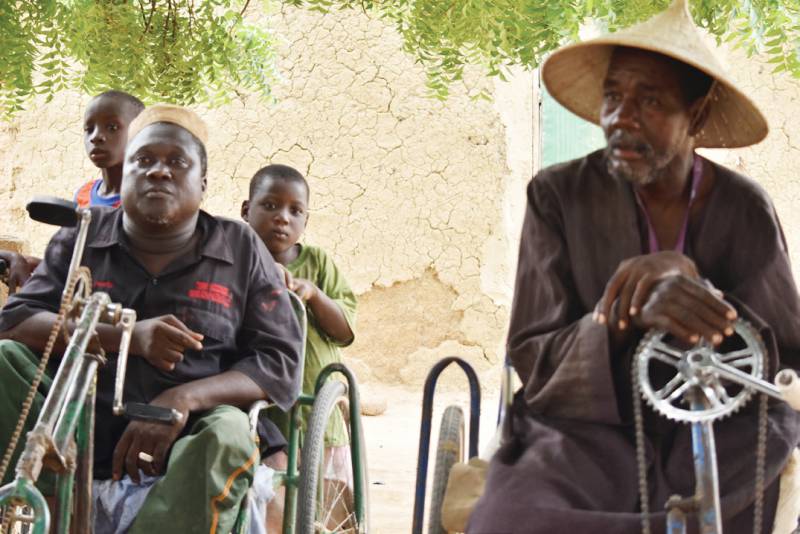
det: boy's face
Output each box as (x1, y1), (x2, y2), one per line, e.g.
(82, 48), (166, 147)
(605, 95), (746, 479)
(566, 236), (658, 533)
(242, 177), (309, 255)
(83, 96), (137, 169)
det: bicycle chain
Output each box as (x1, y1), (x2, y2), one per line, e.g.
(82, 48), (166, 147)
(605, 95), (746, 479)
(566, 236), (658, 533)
(0, 267), (91, 485)
(632, 354), (652, 534)
(753, 391), (768, 534)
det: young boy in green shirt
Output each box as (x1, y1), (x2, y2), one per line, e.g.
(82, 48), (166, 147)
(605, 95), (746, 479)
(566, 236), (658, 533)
(242, 163), (357, 530)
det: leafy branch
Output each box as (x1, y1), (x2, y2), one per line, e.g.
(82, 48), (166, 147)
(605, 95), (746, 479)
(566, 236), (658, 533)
(0, 0), (797, 114)
(0, 0), (277, 116)
(287, 0), (800, 98)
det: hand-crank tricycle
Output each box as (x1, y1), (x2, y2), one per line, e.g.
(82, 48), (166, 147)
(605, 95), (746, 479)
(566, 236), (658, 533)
(634, 320), (800, 534)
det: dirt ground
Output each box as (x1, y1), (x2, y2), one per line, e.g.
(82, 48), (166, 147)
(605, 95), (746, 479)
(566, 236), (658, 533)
(361, 385), (500, 533)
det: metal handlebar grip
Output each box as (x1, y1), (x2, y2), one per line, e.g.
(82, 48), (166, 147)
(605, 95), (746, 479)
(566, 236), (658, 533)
(123, 403), (183, 425)
(113, 309), (136, 417)
(776, 369), (800, 411)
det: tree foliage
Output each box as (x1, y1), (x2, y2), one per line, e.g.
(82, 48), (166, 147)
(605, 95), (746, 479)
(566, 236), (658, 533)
(288, 0), (800, 98)
(0, 0), (276, 115)
(0, 1), (798, 113)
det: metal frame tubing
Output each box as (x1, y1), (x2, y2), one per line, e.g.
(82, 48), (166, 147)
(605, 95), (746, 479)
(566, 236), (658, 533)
(52, 353), (100, 459)
(0, 478), (50, 534)
(281, 397), (312, 534)
(73, 380), (96, 533)
(0, 292), (108, 534)
(666, 504), (688, 534)
(34, 292), (109, 450)
(411, 356), (481, 534)
(314, 363), (367, 533)
(690, 392), (722, 534)
(496, 356), (514, 427)
(54, 467), (74, 533)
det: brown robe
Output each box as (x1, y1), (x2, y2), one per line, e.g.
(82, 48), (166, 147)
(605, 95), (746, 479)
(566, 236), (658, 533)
(468, 150), (800, 534)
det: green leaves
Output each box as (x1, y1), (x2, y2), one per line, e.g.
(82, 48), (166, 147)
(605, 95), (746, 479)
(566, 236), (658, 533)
(1, 0), (798, 113)
(0, 0), (278, 116)
(291, 0), (800, 97)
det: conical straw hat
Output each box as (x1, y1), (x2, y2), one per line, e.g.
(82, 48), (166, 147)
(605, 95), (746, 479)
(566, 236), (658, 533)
(541, 0), (768, 148)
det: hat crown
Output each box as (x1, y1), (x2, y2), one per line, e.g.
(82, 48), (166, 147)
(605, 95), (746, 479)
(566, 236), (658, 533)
(540, 0), (768, 149)
(128, 103), (209, 146)
(612, 0), (726, 76)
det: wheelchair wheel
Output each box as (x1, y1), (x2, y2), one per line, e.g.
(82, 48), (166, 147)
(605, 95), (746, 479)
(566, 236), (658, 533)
(428, 405), (465, 534)
(297, 379), (369, 534)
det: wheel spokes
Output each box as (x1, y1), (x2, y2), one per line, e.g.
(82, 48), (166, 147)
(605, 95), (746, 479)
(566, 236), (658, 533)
(655, 374), (686, 401)
(719, 348), (754, 363)
(318, 466), (356, 532)
(710, 378), (731, 405)
(652, 340), (684, 363)
(700, 384), (723, 408)
(666, 381), (692, 403)
(728, 356), (756, 369)
(651, 350), (681, 368)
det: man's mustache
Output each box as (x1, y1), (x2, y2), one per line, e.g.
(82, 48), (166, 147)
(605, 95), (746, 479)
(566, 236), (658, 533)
(606, 130), (654, 158)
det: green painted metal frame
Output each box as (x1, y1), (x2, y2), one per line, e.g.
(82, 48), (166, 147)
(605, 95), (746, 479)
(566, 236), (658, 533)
(233, 363), (367, 534)
(314, 363), (367, 531)
(0, 368), (100, 534)
(0, 291), (109, 534)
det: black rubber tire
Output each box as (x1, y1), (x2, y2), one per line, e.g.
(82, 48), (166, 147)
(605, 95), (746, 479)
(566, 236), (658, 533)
(428, 405), (465, 534)
(297, 380), (369, 533)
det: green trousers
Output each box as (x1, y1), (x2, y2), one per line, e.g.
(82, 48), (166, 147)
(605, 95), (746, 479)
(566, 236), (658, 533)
(0, 340), (258, 534)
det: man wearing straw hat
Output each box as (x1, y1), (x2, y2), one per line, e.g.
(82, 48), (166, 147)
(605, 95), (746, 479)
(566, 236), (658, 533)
(468, 1), (800, 532)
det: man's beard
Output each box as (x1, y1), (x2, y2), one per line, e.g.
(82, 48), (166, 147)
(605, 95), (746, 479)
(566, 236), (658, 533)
(138, 203), (176, 228)
(142, 213), (174, 227)
(604, 130), (662, 186)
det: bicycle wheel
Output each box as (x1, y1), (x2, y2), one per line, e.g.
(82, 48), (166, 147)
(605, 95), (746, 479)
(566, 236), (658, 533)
(428, 405), (465, 534)
(297, 380), (369, 534)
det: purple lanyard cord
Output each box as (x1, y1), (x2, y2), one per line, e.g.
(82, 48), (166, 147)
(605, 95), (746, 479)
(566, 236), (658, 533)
(634, 156), (703, 254)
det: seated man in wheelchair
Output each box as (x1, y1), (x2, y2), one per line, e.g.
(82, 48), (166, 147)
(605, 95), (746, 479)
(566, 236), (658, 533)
(468, 3), (800, 533)
(0, 104), (303, 533)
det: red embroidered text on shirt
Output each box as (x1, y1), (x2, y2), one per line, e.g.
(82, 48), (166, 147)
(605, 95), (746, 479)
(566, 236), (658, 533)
(188, 281), (232, 308)
(94, 280), (113, 289)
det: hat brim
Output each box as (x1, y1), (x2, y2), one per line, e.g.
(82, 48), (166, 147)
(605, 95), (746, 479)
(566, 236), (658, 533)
(541, 37), (768, 149)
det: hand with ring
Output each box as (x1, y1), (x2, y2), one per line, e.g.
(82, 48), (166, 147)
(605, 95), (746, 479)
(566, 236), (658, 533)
(112, 389), (190, 484)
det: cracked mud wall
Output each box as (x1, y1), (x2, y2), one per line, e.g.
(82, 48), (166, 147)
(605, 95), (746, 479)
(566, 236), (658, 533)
(0, 5), (532, 390)
(3, 7), (800, 394)
(699, 44), (800, 269)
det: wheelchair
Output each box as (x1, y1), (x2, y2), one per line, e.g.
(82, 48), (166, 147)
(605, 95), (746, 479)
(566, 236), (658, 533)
(0, 197), (369, 534)
(234, 361), (370, 533)
(412, 357), (513, 534)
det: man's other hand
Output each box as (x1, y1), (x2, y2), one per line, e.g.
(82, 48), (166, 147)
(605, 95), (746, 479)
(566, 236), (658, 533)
(131, 315), (204, 372)
(112, 389), (190, 483)
(277, 263), (294, 288)
(634, 274), (737, 345)
(595, 251), (699, 331)
(4, 253), (37, 293)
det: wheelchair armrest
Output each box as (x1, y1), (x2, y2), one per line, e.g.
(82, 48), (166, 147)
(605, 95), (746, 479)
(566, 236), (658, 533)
(248, 400), (274, 439)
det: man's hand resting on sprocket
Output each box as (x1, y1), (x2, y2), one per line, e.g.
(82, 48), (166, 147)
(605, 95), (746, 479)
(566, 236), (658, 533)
(594, 252), (736, 345)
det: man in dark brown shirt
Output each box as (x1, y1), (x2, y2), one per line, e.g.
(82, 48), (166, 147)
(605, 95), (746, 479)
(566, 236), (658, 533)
(469, 2), (800, 533)
(0, 104), (302, 533)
